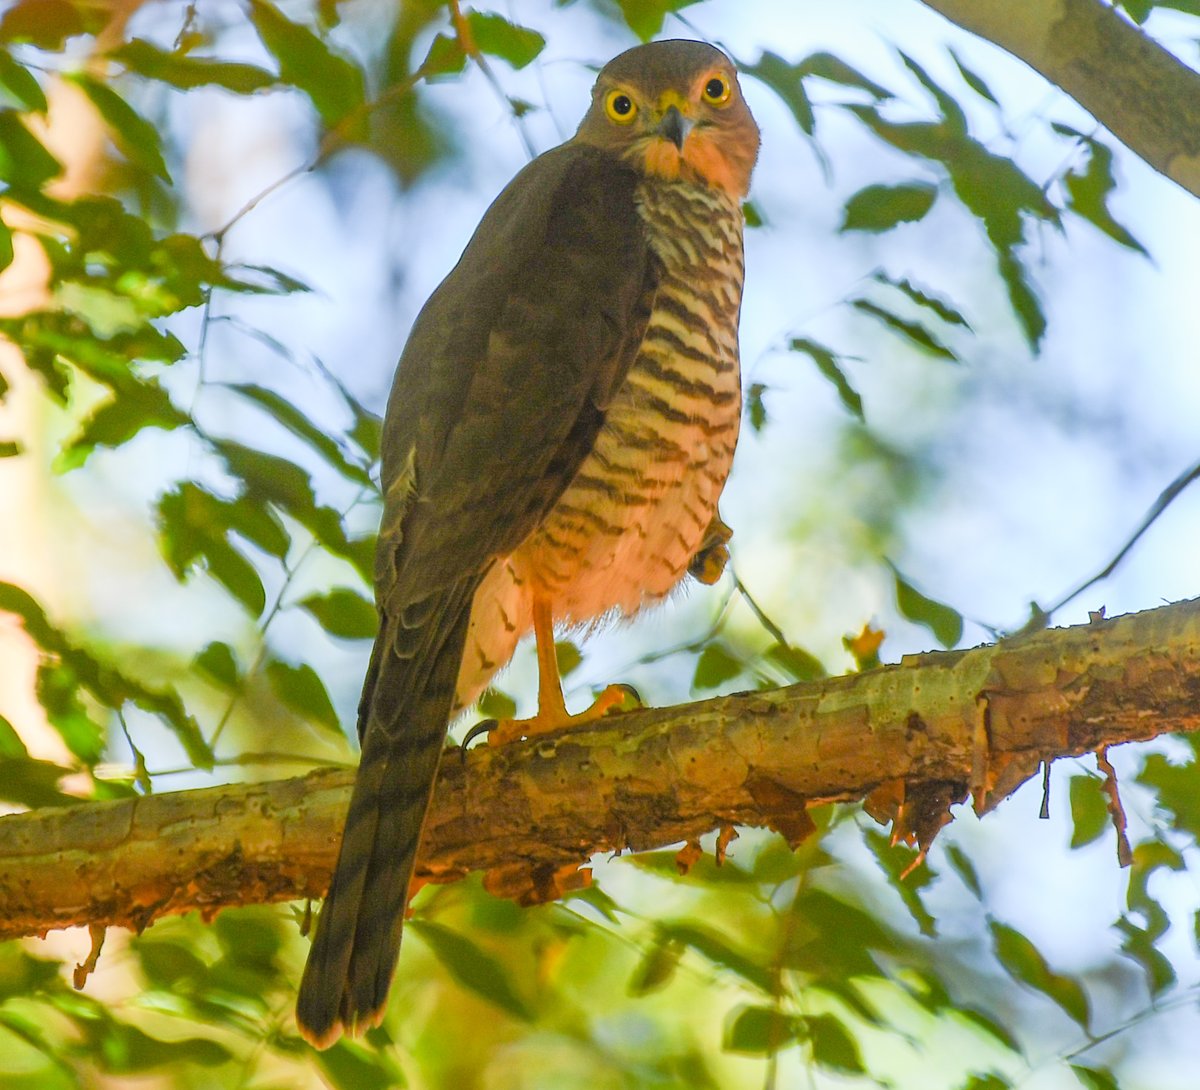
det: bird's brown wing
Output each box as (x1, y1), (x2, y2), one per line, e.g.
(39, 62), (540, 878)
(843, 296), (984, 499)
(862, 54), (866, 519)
(296, 143), (658, 1045)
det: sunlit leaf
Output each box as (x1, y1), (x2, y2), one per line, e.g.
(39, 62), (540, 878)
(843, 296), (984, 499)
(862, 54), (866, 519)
(113, 38), (275, 93)
(614, 0), (700, 42)
(990, 920), (1090, 1028)
(69, 75), (170, 181)
(662, 922), (774, 993)
(225, 382), (373, 488)
(297, 588), (378, 640)
(157, 485), (268, 616)
(1058, 131), (1148, 255)
(0, 0), (85, 49)
(805, 1013), (866, 1074)
(841, 181), (936, 232)
(742, 51), (814, 134)
(193, 641), (240, 691)
(890, 565), (963, 647)
(57, 379), (188, 470)
(723, 1005), (799, 1054)
(266, 659), (341, 735)
(864, 828), (937, 937)
(1068, 774), (1109, 848)
(0, 109), (61, 187)
(1071, 1065), (1120, 1090)
(0, 48), (46, 112)
(36, 660), (105, 765)
(628, 933), (683, 995)
(409, 920), (533, 1020)
(872, 272), (972, 328)
(692, 641), (743, 691)
(788, 337), (864, 420)
(852, 298), (958, 361)
(248, 0), (365, 133)
(949, 47), (999, 105)
(0, 755), (77, 808)
(466, 11), (545, 69)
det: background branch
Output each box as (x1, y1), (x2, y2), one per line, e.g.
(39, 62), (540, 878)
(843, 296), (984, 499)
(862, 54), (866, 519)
(3, 597), (1199, 942)
(919, 0), (1200, 197)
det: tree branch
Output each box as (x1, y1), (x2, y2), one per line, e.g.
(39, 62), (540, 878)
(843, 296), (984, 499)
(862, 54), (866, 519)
(3, 598), (1199, 942)
(919, 0), (1200, 197)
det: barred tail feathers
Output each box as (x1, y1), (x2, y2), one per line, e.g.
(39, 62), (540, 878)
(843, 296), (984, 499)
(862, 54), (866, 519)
(296, 583), (475, 1046)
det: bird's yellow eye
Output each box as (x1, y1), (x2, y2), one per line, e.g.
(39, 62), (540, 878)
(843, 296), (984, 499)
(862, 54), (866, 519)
(604, 89), (637, 123)
(701, 74), (732, 107)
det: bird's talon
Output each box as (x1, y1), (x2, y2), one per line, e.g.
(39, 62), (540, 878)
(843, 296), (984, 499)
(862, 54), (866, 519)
(461, 718), (497, 754)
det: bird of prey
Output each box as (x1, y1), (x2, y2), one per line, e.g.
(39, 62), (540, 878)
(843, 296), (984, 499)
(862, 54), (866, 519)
(296, 37), (760, 1047)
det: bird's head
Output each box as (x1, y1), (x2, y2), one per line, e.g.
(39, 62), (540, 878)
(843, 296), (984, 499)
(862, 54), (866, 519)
(574, 40), (760, 200)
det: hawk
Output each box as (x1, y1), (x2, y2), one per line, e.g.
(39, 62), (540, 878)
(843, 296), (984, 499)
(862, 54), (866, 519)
(297, 37), (760, 1046)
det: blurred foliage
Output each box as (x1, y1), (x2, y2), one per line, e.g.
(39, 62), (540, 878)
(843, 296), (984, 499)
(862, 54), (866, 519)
(0, 0), (1197, 1087)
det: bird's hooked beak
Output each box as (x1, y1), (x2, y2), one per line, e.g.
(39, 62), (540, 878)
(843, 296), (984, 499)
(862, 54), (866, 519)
(655, 92), (694, 150)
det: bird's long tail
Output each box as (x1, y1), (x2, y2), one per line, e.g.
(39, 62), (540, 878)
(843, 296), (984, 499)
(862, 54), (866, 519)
(295, 581), (475, 1047)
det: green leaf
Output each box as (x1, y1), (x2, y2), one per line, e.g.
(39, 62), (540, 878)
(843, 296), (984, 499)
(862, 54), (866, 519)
(852, 298), (958, 361)
(0, 109), (61, 187)
(0, 439), (21, 457)
(409, 920), (533, 1020)
(692, 642), (743, 691)
(798, 52), (891, 99)
(1068, 774), (1109, 849)
(57, 379), (188, 470)
(891, 565), (963, 647)
(0, 755), (77, 808)
(69, 75), (170, 182)
(157, 484), (268, 616)
(747, 381), (767, 431)
(841, 181), (936, 232)
(224, 382), (373, 488)
(898, 50), (967, 134)
(194, 641), (240, 691)
(316, 1040), (400, 1090)
(804, 1013), (866, 1074)
(614, 0), (701, 42)
(953, 1007), (1020, 1052)
(0, 48), (46, 112)
(989, 920), (1090, 1028)
(554, 639), (582, 677)
(417, 33), (467, 80)
(765, 641), (826, 682)
(949, 48), (999, 106)
(788, 337), (864, 421)
(0, 713), (25, 758)
(265, 659), (341, 735)
(1071, 1065), (1120, 1090)
(1062, 136), (1148, 255)
(723, 1005), (800, 1054)
(1115, 914), (1175, 997)
(864, 828), (937, 937)
(960, 1077), (1011, 1090)
(742, 51), (814, 134)
(476, 687), (515, 721)
(248, 0), (365, 132)
(945, 842), (983, 898)
(872, 272), (972, 328)
(213, 440), (372, 581)
(112, 39), (275, 93)
(661, 922), (775, 993)
(297, 588), (378, 640)
(37, 660), (105, 766)
(628, 933), (683, 996)
(466, 12), (545, 69)
(0, 0), (84, 49)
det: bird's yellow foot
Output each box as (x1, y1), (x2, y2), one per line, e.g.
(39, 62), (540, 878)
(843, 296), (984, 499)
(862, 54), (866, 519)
(464, 683), (639, 749)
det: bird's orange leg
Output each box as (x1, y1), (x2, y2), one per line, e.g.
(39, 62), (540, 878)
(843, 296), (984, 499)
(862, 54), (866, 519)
(484, 594), (631, 746)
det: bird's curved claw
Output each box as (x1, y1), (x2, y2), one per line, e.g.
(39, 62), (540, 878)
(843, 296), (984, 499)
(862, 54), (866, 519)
(460, 718), (497, 758)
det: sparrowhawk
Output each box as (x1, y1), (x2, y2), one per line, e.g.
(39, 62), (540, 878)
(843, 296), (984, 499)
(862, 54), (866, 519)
(296, 38), (760, 1046)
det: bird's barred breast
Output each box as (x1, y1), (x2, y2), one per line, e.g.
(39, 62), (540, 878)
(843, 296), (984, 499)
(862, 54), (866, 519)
(452, 181), (745, 711)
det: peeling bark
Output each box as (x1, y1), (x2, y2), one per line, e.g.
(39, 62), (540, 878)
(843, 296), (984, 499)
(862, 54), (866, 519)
(920, 0), (1200, 197)
(2, 598), (1199, 941)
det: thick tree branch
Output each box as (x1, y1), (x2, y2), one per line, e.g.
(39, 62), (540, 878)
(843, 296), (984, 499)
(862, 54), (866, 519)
(920, 0), (1200, 197)
(2, 598), (1199, 942)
